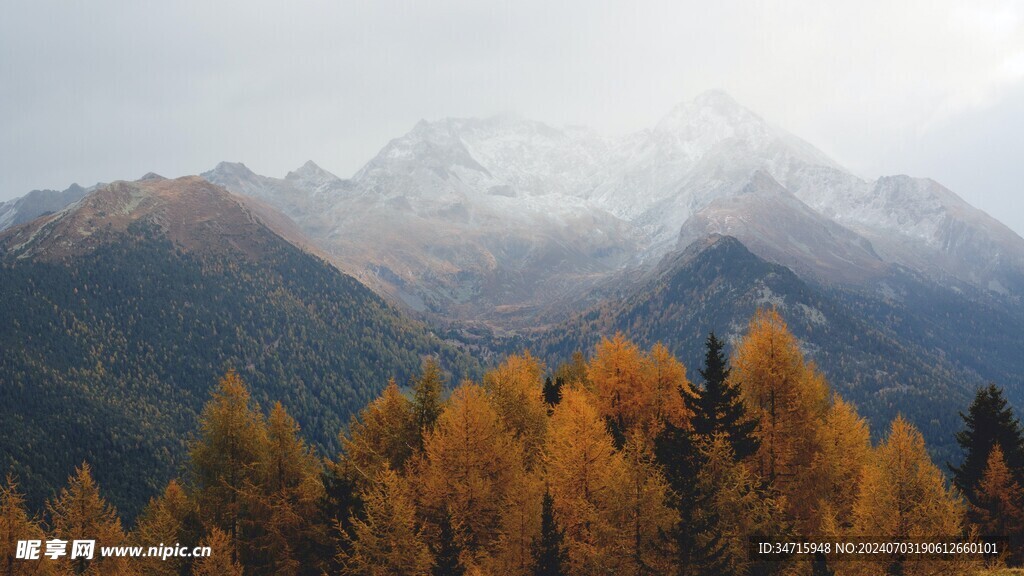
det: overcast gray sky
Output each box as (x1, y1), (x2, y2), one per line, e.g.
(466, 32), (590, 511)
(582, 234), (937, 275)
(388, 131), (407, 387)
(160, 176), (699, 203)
(2, 0), (1022, 234)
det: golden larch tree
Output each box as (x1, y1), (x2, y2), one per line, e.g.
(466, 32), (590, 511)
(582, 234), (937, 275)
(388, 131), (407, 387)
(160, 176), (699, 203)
(544, 386), (627, 575)
(341, 378), (417, 486)
(132, 479), (193, 576)
(189, 370), (269, 566)
(802, 394), (872, 540)
(613, 432), (678, 575)
(246, 402), (327, 576)
(850, 416), (972, 576)
(588, 334), (650, 435)
(47, 462), (136, 575)
(487, 472), (545, 576)
(971, 445), (1024, 567)
(645, 342), (693, 433)
(191, 527), (244, 576)
(483, 351), (549, 466)
(0, 474), (55, 576)
(731, 308), (829, 493)
(341, 467), (432, 576)
(416, 383), (526, 561)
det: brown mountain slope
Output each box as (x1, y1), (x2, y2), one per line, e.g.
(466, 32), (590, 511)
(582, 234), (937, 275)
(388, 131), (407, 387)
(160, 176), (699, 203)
(0, 176), (319, 263)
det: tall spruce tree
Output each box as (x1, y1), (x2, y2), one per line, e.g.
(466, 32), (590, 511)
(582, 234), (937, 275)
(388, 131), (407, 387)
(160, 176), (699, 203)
(654, 428), (730, 576)
(542, 376), (563, 408)
(950, 384), (1024, 505)
(691, 332), (758, 460)
(533, 490), (567, 576)
(412, 359), (445, 448)
(655, 331), (760, 575)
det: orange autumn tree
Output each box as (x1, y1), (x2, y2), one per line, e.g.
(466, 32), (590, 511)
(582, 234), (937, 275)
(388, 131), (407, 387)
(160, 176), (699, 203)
(971, 445), (1024, 566)
(191, 527), (244, 576)
(187, 371), (327, 576)
(588, 335), (692, 444)
(615, 432), (677, 575)
(340, 467), (432, 576)
(483, 351), (549, 465)
(415, 383), (527, 567)
(850, 416), (969, 576)
(646, 342), (693, 431)
(47, 463), (136, 576)
(132, 480), (194, 576)
(488, 471), (545, 576)
(340, 378), (417, 487)
(730, 308), (829, 512)
(588, 334), (649, 437)
(0, 475), (54, 576)
(544, 386), (627, 575)
(189, 370), (269, 564)
(804, 395), (872, 539)
(246, 402), (327, 576)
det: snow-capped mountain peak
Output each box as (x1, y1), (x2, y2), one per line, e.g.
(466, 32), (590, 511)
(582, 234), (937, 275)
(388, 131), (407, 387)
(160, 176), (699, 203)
(656, 89), (758, 133)
(285, 160), (345, 196)
(195, 89), (1024, 317)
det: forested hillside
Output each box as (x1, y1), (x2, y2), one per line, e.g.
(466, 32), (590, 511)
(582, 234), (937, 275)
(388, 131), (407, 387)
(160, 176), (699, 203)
(4, 308), (1020, 575)
(0, 179), (478, 519)
(534, 235), (1024, 462)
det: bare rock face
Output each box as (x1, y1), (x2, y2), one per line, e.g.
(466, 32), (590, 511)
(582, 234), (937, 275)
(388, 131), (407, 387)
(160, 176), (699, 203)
(675, 171), (887, 285)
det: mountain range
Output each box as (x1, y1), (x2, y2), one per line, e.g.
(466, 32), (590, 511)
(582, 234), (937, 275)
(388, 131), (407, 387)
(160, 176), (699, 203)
(197, 91), (1024, 327)
(2, 90), (1023, 511)
(0, 175), (478, 517)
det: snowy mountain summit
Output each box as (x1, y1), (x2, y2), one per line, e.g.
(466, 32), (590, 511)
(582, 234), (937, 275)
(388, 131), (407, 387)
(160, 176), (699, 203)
(133, 91), (1024, 324)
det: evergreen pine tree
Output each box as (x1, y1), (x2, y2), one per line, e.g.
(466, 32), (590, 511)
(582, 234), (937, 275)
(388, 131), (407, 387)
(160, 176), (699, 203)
(542, 376), (563, 408)
(321, 458), (364, 570)
(691, 332), (758, 460)
(655, 332), (762, 575)
(950, 384), (1024, 505)
(413, 359), (445, 447)
(654, 427), (729, 576)
(532, 490), (567, 576)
